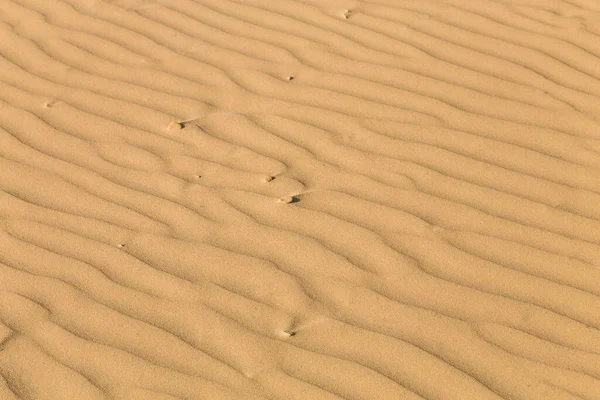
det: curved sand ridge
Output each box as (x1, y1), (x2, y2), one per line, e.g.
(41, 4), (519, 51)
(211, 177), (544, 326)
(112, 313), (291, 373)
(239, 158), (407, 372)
(0, 0), (600, 398)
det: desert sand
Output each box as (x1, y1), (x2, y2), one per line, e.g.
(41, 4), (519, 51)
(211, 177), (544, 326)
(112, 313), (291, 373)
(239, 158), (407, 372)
(0, 0), (599, 398)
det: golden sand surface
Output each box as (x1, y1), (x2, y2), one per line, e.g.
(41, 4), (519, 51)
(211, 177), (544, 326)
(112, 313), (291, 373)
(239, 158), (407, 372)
(0, 0), (599, 399)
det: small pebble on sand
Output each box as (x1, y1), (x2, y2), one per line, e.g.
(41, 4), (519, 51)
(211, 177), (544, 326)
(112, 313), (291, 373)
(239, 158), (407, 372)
(167, 121), (183, 130)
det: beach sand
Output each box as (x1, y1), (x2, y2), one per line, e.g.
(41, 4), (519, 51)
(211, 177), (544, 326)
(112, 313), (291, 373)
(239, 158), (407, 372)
(0, 0), (599, 398)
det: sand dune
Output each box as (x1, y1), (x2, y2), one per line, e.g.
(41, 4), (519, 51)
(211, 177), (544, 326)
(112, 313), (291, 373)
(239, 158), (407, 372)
(0, 0), (599, 398)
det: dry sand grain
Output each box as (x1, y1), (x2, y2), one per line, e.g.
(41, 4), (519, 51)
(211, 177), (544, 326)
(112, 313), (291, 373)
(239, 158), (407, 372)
(0, 0), (599, 399)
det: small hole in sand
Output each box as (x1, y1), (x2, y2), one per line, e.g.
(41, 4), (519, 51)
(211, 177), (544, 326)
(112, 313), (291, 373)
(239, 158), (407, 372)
(264, 176), (276, 182)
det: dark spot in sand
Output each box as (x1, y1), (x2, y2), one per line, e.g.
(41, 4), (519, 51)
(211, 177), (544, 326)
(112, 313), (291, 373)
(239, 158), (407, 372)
(44, 100), (60, 108)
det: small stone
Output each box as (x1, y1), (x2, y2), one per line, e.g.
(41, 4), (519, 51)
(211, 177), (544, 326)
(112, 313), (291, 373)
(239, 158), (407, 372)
(283, 330), (296, 337)
(287, 76), (294, 81)
(264, 176), (275, 182)
(167, 121), (183, 130)
(278, 196), (294, 204)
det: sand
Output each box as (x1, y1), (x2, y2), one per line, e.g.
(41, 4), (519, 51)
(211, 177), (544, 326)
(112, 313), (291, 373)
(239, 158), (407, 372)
(0, 0), (599, 398)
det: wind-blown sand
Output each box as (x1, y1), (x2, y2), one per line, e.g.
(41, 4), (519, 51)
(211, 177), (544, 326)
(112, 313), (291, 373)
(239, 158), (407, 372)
(0, 0), (599, 398)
